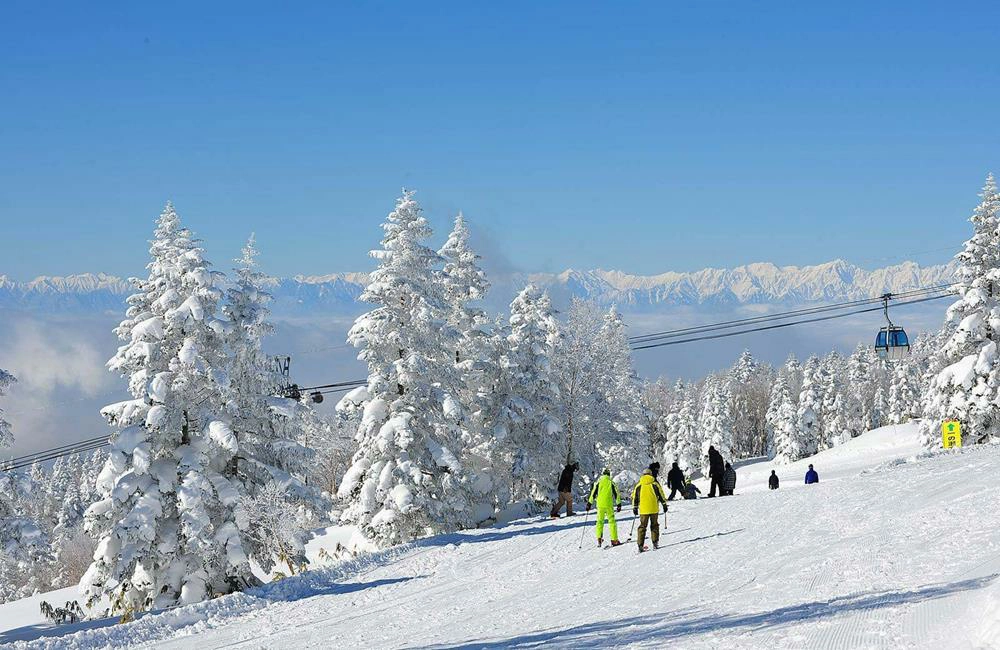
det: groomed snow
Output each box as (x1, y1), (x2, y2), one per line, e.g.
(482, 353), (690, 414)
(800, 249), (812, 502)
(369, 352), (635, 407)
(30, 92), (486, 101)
(4, 423), (1000, 649)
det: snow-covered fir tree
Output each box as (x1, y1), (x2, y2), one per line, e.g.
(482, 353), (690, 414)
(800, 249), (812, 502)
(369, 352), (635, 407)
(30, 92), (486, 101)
(437, 213), (499, 524)
(223, 234), (325, 574)
(82, 203), (251, 615)
(769, 374), (802, 464)
(671, 391), (702, 474)
(796, 356), (823, 457)
(338, 191), (475, 547)
(493, 285), (563, 506)
(888, 359), (920, 425)
(922, 174), (1000, 446)
(700, 376), (734, 474)
(591, 306), (647, 477)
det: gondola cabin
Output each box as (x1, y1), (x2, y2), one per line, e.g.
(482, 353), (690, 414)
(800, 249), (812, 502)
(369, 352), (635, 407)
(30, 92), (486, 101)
(875, 326), (910, 361)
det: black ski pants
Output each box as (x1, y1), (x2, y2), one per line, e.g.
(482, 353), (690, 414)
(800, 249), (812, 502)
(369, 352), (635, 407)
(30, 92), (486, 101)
(709, 476), (723, 497)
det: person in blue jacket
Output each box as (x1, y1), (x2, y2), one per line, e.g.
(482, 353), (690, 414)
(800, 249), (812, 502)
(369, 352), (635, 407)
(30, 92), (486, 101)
(805, 464), (819, 484)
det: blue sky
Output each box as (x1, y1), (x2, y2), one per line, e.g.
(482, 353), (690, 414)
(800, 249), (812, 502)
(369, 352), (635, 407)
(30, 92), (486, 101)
(2, 2), (998, 280)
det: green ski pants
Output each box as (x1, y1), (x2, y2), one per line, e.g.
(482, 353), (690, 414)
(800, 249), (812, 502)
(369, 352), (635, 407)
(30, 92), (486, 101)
(595, 506), (618, 541)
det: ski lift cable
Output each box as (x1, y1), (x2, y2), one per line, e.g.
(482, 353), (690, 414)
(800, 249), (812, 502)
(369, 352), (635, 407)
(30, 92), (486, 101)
(630, 293), (953, 351)
(628, 283), (955, 343)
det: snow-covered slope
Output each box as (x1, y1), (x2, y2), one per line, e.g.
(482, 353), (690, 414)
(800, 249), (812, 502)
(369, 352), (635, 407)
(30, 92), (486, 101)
(0, 260), (956, 314)
(4, 423), (1000, 649)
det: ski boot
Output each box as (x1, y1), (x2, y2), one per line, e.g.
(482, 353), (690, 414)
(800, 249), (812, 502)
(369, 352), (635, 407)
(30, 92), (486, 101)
(597, 537), (603, 547)
(610, 540), (622, 547)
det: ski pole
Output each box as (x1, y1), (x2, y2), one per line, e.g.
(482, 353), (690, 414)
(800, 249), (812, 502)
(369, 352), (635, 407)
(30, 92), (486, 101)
(578, 509), (589, 549)
(627, 514), (636, 541)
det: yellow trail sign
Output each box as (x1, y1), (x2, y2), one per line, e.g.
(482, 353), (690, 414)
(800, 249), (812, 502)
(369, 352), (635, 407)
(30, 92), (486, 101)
(942, 420), (962, 448)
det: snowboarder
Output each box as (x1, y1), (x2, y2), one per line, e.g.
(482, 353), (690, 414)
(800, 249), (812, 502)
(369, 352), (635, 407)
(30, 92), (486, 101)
(551, 462), (579, 518)
(666, 461), (685, 500)
(805, 464), (819, 484)
(587, 468), (622, 547)
(683, 477), (700, 500)
(648, 461), (661, 479)
(707, 445), (725, 497)
(769, 470), (779, 490)
(631, 468), (668, 552)
(722, 461), (737, 496)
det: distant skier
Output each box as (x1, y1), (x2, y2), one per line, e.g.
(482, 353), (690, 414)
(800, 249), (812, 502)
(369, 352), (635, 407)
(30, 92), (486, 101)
(666, 462), (685, 500)
(587, 468), (622, 547)
(722, 462), (737, 496)
(648, 461), (661, 480)
(550, 461), (579, 518)
(805, 464), (819, 485)
(683, 477), (701, 500)
(632, 468), (668, 552)
(769, 470), (779, 490)
(707, 446), (725, 497)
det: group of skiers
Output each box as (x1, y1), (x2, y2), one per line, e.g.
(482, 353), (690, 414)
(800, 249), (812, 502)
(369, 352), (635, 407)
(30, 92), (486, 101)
(551, 450), (822, 552)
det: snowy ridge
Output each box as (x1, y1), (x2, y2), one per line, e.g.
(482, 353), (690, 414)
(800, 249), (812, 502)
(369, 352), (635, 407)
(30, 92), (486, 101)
(0, 260), (957, 313)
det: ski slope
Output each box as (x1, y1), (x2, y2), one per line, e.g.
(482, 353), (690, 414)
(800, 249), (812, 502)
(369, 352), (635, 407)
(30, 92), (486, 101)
(4, 423), (1000, 649)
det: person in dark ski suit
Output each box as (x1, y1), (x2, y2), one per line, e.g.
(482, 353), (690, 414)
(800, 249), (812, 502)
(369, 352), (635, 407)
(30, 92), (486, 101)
(648, 461), (661, 480)
(769, 470), (779, 490)
(683, 477), (701, 500)
(550, 462), (579, 518)
(707, 446), (725, 497)
(666, 462), (686, 500)
(632, 469), (668, 552)
(721, 462), (737, 496)
(805, 464), (819, 485)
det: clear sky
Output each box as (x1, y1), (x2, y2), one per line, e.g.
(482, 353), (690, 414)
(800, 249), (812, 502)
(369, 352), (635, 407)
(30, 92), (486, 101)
(2, 2), (999, 280)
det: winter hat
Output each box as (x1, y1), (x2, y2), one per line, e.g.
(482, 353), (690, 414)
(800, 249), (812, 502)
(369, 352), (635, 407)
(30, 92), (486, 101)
(642, 468), (652, 476)
(602, 468), (611, 476)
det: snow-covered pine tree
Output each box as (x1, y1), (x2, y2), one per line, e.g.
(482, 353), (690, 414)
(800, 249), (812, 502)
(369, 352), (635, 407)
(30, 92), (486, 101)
(592, 306), (647, 478)
(338, 191), (474, 547)
(672, 391), (702, 474)
(922, 174), (1000, 446)
(770, 374), (802, 463)
(552, 298), (605, 479)
(82, 203), (250, 615)
(223, 234), (325, 574)
(437, 213), (499, 524)
(727, 350), (774, 457)
(700, 376), (734, 474)
(888, 359), (920, 425)
(494, 284), (564, 507)
(796, 356), (823, 457)
(819, 352), (846, 449)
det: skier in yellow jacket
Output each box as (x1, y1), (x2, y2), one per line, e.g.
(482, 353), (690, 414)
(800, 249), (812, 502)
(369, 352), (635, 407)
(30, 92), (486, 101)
(631, 468), (668, 552)
(587, 468), (622, 547)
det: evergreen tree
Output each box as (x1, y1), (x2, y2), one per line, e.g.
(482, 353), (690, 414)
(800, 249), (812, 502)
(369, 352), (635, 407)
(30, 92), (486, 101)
(796, 356), (823, 457)
(223, 234), (324, 574)
(672, 391), (701, 474)
(770, 375), (802, 463)
(922, 173), (1000, 446)
(700, 377), (734, 474)
(337, 191), (473, 547)
(82, 203), (249, 615)
(494, 285), (563, 506)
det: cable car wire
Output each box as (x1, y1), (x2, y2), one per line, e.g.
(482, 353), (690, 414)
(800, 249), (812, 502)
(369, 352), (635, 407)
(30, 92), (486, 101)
(630, 293), (952, 350)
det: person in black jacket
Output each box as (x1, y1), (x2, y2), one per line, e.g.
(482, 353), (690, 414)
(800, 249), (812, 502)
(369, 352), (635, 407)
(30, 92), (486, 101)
(707, 446), (725, 497)
(666, 462), (685, 500)
(769, 470), (779, 490)
(648, 461), (661, 480)
(721, 461), (736, 496)
(550, 462), (579, 518)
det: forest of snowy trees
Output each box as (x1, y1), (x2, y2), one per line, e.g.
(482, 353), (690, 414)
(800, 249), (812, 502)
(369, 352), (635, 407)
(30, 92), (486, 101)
(3, 175), (1000, 614)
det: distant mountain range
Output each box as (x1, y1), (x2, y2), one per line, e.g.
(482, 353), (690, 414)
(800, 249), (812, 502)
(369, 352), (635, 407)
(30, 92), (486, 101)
(0, 259), (958, 316)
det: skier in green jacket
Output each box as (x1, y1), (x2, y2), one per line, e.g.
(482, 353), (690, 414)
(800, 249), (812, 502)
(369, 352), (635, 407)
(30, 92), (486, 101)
(587, 468), (623, 547)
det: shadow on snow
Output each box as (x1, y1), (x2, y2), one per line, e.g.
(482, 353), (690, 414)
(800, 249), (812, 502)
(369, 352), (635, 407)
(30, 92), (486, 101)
(422, 574), (998, 649)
